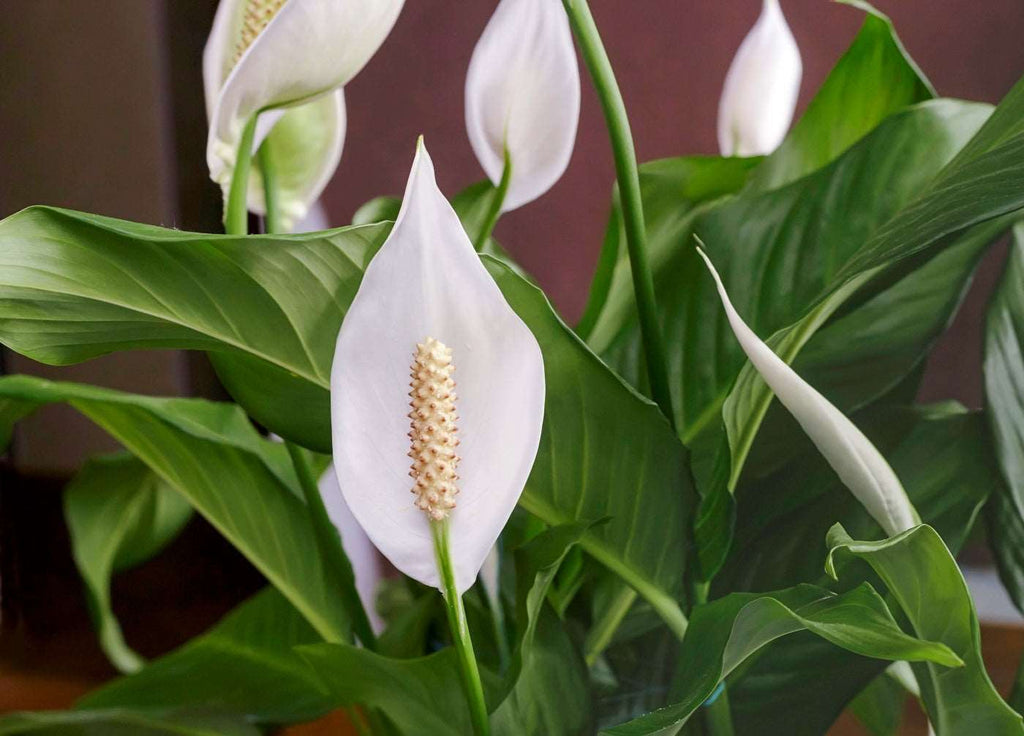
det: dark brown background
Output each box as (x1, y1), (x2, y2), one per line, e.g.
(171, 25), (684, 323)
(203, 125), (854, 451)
(0, 1), (1022, 730)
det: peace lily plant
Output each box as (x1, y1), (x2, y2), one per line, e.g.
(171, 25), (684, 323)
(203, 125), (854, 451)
(3, 0), (1024, 734)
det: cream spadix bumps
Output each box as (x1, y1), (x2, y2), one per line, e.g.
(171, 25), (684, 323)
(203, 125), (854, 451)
(717, 0), (802, 157)
(204, 0), (404, 227)
(465, 0), (581, 211)
(696, 247), (919, 536)
(331, 139), (545, 594)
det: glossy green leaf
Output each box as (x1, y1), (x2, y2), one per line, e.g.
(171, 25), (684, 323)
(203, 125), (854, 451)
(298, 643), (471, 735)
(599, 583), (959, 735)
(0, 375), (352, 643)
(0, 711), (258, 736)
(64, 453), (193, 673)
(80, 588), (329, 724)
(721, 404), (998, 734)
(749, 0), (933, 190)
(848, 671), (905, 736)
(486, 257), (691, 638)
(984, 222), (1024, 613)
(827, 524), (1024, 734)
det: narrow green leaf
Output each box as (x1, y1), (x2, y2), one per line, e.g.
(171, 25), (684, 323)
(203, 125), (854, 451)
(0, 710), (259, 736)
(64, 453), (192, 673)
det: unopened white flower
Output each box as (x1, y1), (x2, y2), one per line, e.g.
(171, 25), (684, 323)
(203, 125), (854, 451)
(331, 139), (545, 594)
(465, 0), (581, 211)
(696, 248), (919, 536)
(203, 0), (404, 226)
(717, 0), (802, 157)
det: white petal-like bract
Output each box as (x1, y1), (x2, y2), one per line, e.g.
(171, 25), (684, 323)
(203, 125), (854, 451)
(465, 0), (580, 211)
(331, 139), (545, 593)
(696, 248), (919, 536)
(717, 0), (802, 157)
(204, 0), (403, 216)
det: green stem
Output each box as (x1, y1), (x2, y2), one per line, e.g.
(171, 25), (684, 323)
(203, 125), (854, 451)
(691, 585), (734, 736)
(474, 148), (512, 252)
(433, 520), (490, 736)
(562, 0), (675, 430)
(286, 442), (378, 651)
(584, 585), (637, 666)
(257, 140), (284, 235)
(224, 116), (258, 236)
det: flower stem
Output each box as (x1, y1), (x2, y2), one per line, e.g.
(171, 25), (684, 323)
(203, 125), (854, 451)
(474, 148), (512, 252)
(224, 116), (258, 236)
(286, 441), (378, 651)
(561, 0), (675, 429)
(584, 585), (637, 666)
(432, 520), (490, 735)
(257, 140), (284, 234)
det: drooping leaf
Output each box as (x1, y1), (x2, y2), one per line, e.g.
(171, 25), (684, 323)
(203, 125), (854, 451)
(599, 583), (959, 735)
(80, 588), (329, 725)
(64, 453), (193, 673)
(0, 375), (353, 643)
(827, 524), (1024, 734)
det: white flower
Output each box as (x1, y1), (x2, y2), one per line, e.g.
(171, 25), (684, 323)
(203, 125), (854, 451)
(717, 0), (802, 157)
(203, 0), (403, 226)
(465, 0), (581, 211)
(330, 139), (545, 593)
(696, 247), (919, 536)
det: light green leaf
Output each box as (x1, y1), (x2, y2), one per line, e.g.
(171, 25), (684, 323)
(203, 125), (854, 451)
(0, 375), (352, 644)
(600, 583), (959, 735)
(79, 588), (329, 725)
(64, 453), (192, 673)
(827, 524), (1024, 734)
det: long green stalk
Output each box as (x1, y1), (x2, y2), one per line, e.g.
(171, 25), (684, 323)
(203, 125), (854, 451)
(224, 116), (258, 236)
(433, 520), (490, 735)
(287, 442), (378, 650)
(257, 140), (284, 234)
(584, 586), (637, 666)
(474, 148), (512, 251)
(562, 0), (675, 429)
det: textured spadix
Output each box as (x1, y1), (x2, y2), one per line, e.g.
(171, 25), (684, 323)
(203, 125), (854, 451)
(696, 248), (919, 536)
(204, 0), (403, 225)
(717, 0), (802, 156)
(465, 0), (580, 211)
(331, 139), (545, 594)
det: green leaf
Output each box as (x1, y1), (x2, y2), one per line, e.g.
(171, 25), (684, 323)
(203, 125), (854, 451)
(486, 257), (691, 639)
(80, 588), (329, 724)
(827, 524), (1024, 734)
(491, 523), (594, 734)
(64, 453), (192, 673)
(984, 222), (1024, 613)
(848, 672), (906, 736)
(748, 0), (933, 190)
(599, 583), (959, 735)
(0, 710), (259, 736)
(298, 643), (471, 735)
(0, 375), (352, 644)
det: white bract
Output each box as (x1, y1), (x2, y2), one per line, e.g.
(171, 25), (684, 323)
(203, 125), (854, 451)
(696, 248), (919, 536)
(331, 139), (545, 594)
(717, 0), (802, 156)
(465, 0), (581, 211)
(204, 0), (404, 227)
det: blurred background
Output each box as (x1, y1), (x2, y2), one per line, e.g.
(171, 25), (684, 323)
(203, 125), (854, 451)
(1, 1), (1023, 732)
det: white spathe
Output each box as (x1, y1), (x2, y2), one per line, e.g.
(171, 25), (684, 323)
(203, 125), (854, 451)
(203, 0), (403, 226)
(331, 139), (545, 594)
(465, 0), (580, 211)
(696, 247), (919, 536)
(717, 0), (802, 157)
(318, 465), (385, 633)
